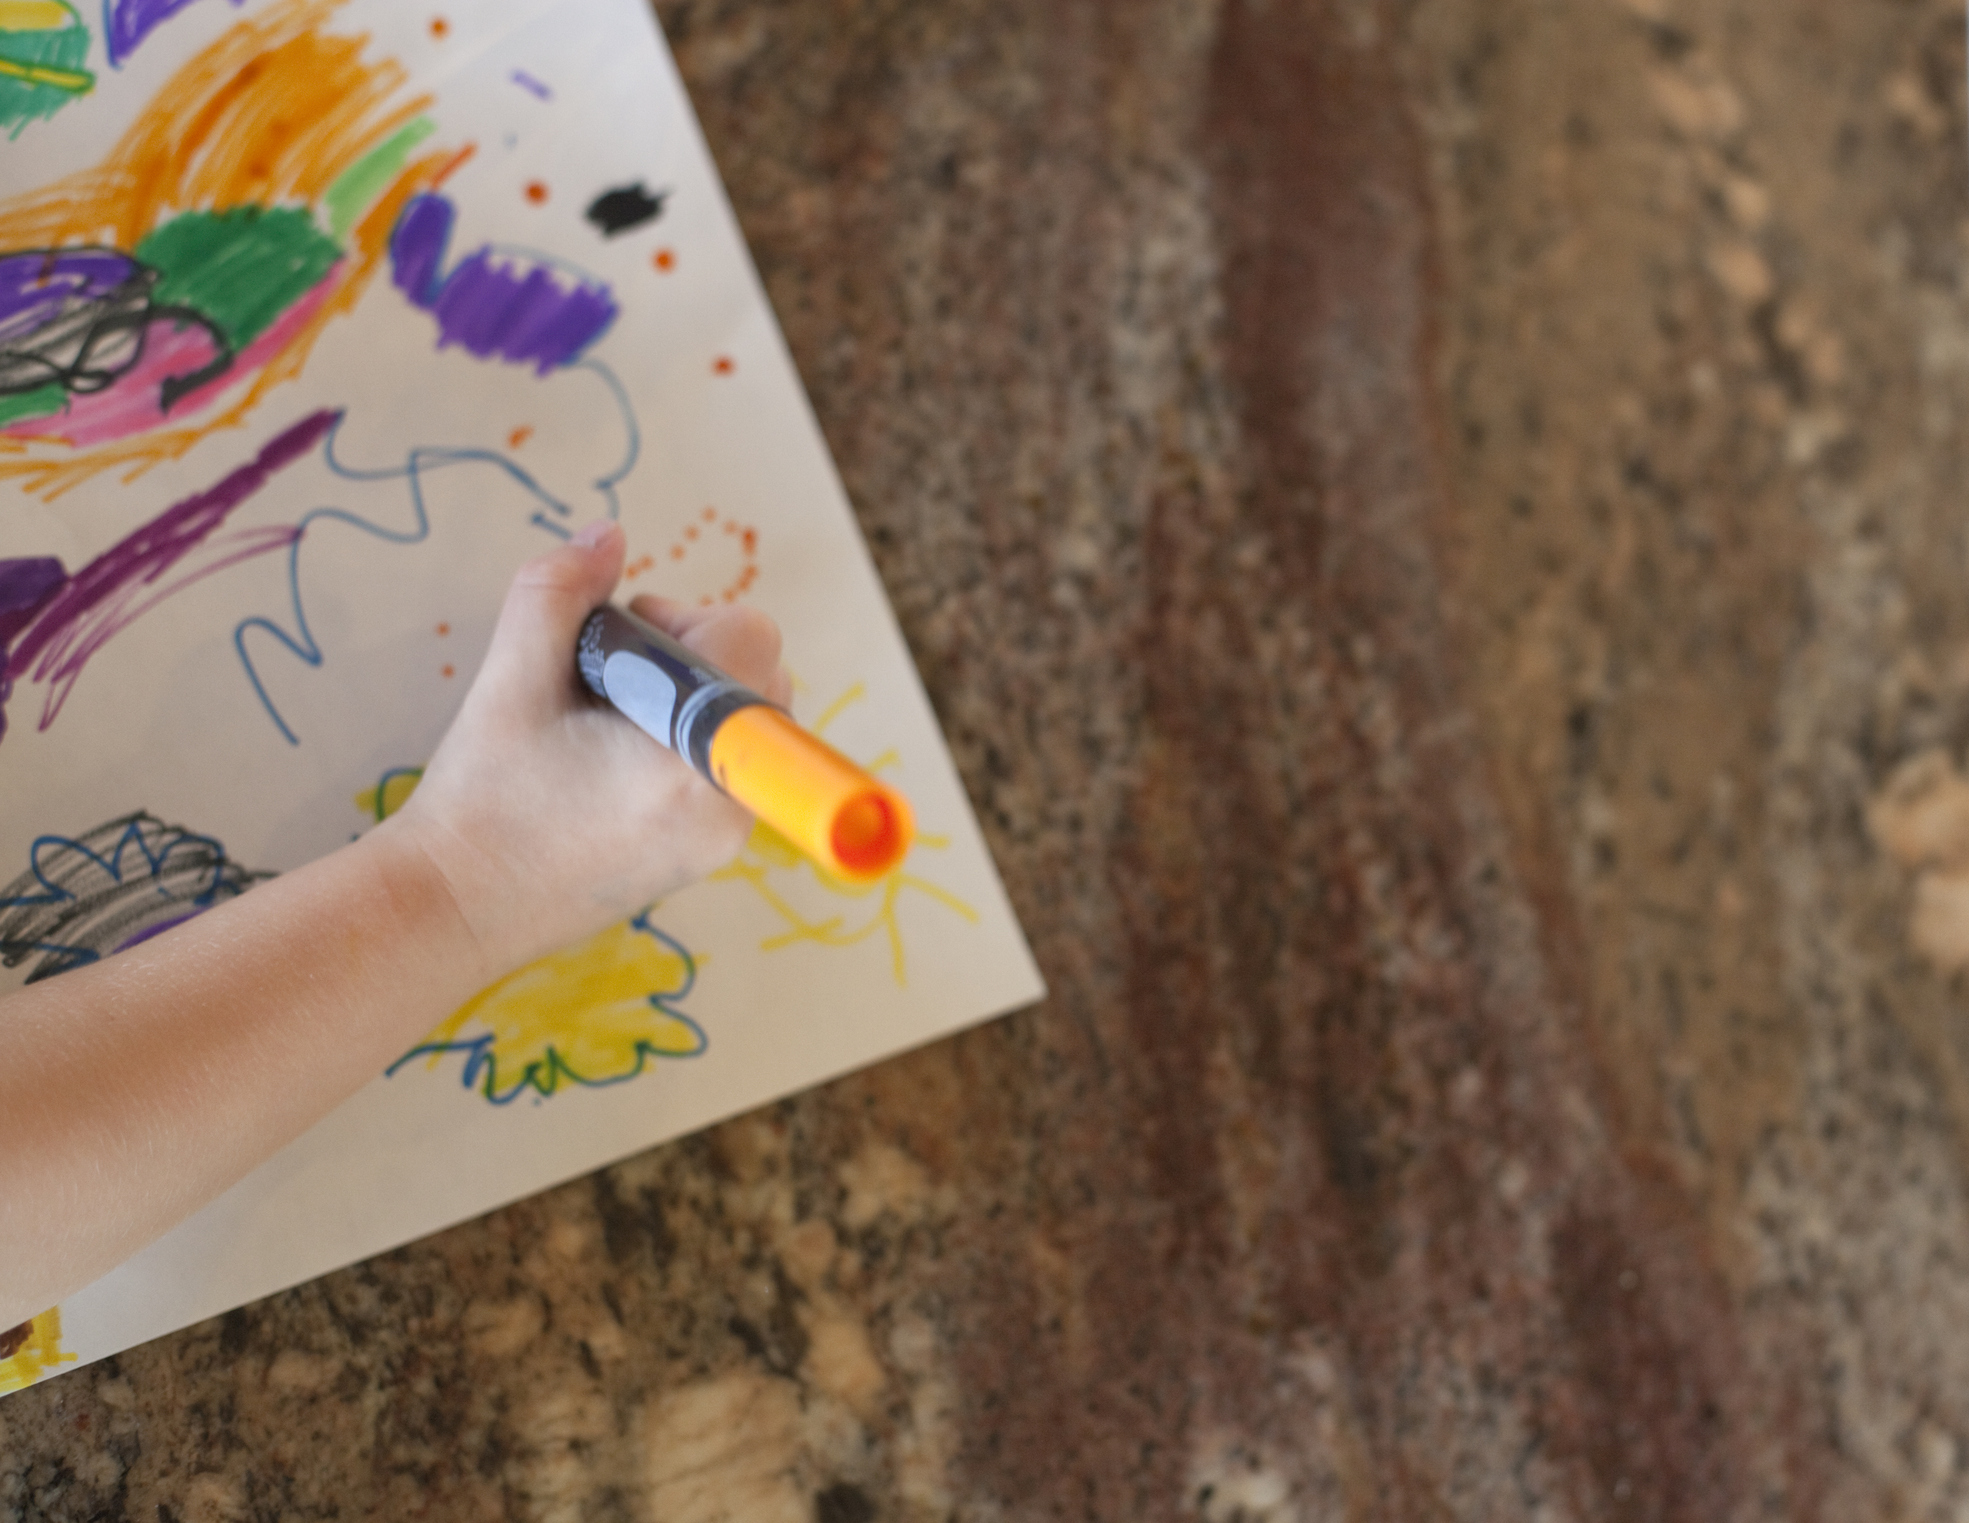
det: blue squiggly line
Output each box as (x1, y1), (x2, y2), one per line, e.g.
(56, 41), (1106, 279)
(1, 819), (232, 911)
(577, 357), (641, 506)
(384, 912), (706, 1104)
(232, 358), (640, 744)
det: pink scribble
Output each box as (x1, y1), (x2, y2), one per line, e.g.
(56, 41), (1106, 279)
(3, 266), (343, 448)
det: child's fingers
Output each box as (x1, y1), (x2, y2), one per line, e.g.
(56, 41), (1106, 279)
(479, 521), (625, 702)
(627, 594), (784, 698)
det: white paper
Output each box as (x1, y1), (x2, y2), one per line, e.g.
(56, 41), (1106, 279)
(0, 0), (1041, 1396)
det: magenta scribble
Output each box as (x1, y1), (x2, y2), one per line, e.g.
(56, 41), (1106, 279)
(0, 408), (338, 742)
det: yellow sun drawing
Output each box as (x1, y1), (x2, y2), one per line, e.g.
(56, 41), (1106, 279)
(709, 682), (977, 984)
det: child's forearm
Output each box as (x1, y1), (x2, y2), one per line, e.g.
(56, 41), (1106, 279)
(0, 523), (787, 1332)
(0, 817), (484, 1329)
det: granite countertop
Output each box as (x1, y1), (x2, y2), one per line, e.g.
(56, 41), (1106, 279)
(8, 0), (1969, 1516)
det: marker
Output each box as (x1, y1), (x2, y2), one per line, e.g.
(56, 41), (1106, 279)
(577, 604), (914, 883)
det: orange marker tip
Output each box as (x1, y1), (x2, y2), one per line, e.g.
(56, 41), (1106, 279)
(830, 791), (912, 881)
(708, 706), (915, 883)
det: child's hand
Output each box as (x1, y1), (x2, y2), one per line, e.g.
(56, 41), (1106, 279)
(387, 520), (791, 978)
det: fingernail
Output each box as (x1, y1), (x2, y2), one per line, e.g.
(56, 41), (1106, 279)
(572, 520), (617, 549)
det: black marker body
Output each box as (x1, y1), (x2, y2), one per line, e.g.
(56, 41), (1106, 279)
(577, 606), (767, 780)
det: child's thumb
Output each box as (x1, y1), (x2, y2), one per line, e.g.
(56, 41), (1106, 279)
(478, 521), (625, 699)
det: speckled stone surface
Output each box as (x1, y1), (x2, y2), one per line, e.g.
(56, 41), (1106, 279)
(8, 0), (1969, 1517)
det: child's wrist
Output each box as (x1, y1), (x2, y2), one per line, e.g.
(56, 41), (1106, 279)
(357, 813), (503, 998)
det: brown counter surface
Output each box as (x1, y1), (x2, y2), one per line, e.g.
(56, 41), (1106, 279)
(9, 0), (1969, 1517)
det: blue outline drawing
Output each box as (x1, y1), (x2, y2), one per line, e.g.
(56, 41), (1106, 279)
(386, 910), (707, 1105)
(232, 355), (639, 744)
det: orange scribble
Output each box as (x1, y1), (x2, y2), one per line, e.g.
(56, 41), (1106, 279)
(653, 248), (675, 271)
(507, 424), (533, 448)
(0, 0), (469, 501)
(525, 180), (548, 204)
(664, 506), (759, 604)
(713, 356), (734, 375)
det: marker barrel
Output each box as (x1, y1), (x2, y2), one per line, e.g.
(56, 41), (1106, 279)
(577, 605), (914, 883)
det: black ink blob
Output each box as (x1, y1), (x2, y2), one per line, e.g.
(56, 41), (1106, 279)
(584, 183), (668, 238)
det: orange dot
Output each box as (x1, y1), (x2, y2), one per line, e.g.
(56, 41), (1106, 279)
(654, 249), (676, 272)
(525, 181), (548, 205)
(435, 622), (450, 636)
(699, 596), (713, 607)
(508, 425), (533, 449)
(702, 507), (716, 521)
(684, 525), (698, 540)
(713, 356), (734, 375)
(723, 520), (737, 535)
(741, 528), (757, 553)
(670, 545), (684, 560)
(442, 664), (456, 678)
(430, 16), (449, 38)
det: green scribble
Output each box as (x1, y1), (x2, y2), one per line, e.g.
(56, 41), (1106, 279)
(323, 117), (435, 241)
(0, 383), (64, 428)
(0, 5), (93, 139)
(136, 207), (342, 349)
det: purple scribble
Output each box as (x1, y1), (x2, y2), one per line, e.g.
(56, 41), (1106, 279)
(388, 193), (617, 373)
(0, 559), (66, 741)
(0, 408), (338, 742)
(0, 249), (142, 333)
(510, 70), (552, 101)
(104, 0), (248, 69)
(0, 559), (66, 638)
(387, 194), (451, 309)
(115, 910), (203, 952)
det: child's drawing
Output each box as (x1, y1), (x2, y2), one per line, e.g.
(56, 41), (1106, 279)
(0, 811), (268, 980)
(103, 0), (231, 67)
(627, 502), (758, 605)
(0, 1), (92, 136)
(583, 181), (665, 238)
(0, 1308), (74, 1396)
(0, 409), (333, 743)
(389, 191), (616, 371)
(390, 911), (706, 1103)
(0, 0), (462, 499)
(235, 353), (636, 745)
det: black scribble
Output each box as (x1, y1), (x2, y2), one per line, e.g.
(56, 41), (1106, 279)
(0, 812), (272, 982)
